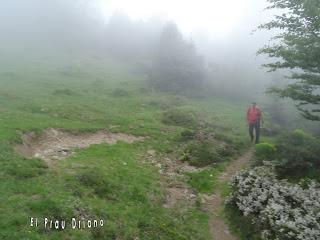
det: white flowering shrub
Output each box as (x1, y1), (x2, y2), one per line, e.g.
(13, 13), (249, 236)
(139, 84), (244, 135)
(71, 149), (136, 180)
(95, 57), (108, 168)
(228, 166), (320, 240)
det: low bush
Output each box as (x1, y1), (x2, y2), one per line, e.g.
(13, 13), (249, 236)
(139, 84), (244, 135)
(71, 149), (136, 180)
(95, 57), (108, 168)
(180, 129), (196, 141)
(162, 109), (196, 127)
(178, 128), (238, 167)
(52, 89), (78, 96)
(77, 169), (118, 200)
(149, 100), (171, 110)
(112, 88), (130, 97)
(149, 96), (187, 110)
(228, 166), (320, 240)
(276, 130), (320, 176)
(181, 141), (223, 167)
(255, 130), (320, 178)
(253, 143), (276, 165)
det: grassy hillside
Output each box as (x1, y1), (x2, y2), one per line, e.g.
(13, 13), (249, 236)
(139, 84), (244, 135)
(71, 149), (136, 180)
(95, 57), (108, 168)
(0, 56), (250, 239)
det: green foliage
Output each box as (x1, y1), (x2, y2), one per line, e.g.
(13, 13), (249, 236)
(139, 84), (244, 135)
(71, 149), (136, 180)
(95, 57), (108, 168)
(162, 108), (196, 127)
(254, 129), (320, 179)
(52, 89), (79, 96)
(181, 141), (224, 167)
(254, 143), (276, 165)
(176, 112), (242, 167)
(180, 129), (196, 141)
(274, 129), (320, 178)
(112, 88), (130, 97)
(149, 95), (187, 110)
(187, 165), (225, 193)
(77, 169), (118, 200)
(258, 0), (320, 120)
(225, 204), (262, 240)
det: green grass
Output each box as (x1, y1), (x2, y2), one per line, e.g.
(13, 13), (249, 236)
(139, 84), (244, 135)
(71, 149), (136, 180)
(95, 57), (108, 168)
(0, 55), (251, 239)
(186, 164), (227, 193)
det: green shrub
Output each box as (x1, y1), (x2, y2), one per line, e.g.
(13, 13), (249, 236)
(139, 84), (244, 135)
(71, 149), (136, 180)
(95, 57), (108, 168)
(180, 129), (196, 141)
(77, 169), (118, 200)
(181, 142), (223, 167)
(162, 109), (196, 127)
(254, 143), (276, 165)
(225, 203), (262, 240)
(216, 144), (237, 157)
(273, 129), (320, 178)
(149, 96), (186, 110)
(214, 133), (234, 145)
(290, 129), (312, 145)
(112, 88), (130, 97)
(52, 89), (78, 96)
(256, 130), (320, 179)
(149, 100), (170, 109)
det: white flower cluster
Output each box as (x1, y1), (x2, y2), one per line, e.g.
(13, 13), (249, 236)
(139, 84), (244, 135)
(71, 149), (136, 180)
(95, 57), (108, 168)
(228, 166), (320, 240)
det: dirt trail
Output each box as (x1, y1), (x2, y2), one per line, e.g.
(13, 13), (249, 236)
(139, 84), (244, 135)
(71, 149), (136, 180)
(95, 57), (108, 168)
(218, 150), (254, 182)
(147, 148), (253, 240)
(205, 149), (254, 240)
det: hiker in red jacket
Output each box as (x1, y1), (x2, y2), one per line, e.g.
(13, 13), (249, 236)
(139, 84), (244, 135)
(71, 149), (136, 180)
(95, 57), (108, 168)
(247, 102), (263, 144)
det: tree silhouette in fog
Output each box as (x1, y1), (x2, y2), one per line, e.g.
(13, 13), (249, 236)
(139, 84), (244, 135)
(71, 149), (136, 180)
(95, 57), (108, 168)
(150, 23), (206, 95)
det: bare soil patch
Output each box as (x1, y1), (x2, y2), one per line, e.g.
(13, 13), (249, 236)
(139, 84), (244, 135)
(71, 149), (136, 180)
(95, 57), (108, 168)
(163, 187), (196, 208)
(14, 128), (145, 166)
(144, 149), (201, 208)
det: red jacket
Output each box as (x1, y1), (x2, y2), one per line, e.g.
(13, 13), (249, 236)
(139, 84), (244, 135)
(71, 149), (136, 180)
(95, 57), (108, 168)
(247, 106), (262, 124)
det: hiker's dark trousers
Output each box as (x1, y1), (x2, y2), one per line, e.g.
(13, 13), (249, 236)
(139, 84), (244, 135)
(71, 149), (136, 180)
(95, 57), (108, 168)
(249, 121), (260, 144)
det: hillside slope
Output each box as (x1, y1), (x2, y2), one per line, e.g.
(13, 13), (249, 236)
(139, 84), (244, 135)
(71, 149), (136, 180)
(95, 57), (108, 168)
(0, 56), (250, 239)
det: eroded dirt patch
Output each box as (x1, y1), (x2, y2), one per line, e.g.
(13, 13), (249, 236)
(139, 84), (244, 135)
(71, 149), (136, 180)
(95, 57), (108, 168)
(163, 187), (197, 208)
(143, 149), (201, 208)
(14, 128), (145, 166)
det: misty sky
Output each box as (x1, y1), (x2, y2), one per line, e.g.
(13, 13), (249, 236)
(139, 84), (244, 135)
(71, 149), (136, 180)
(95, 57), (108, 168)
(94, 0), (276, 67)
(1, 0), (275, 54)
(0, 0), (279, 85)
(0, 0), (279, 83)
(97, 0), (271, 39)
